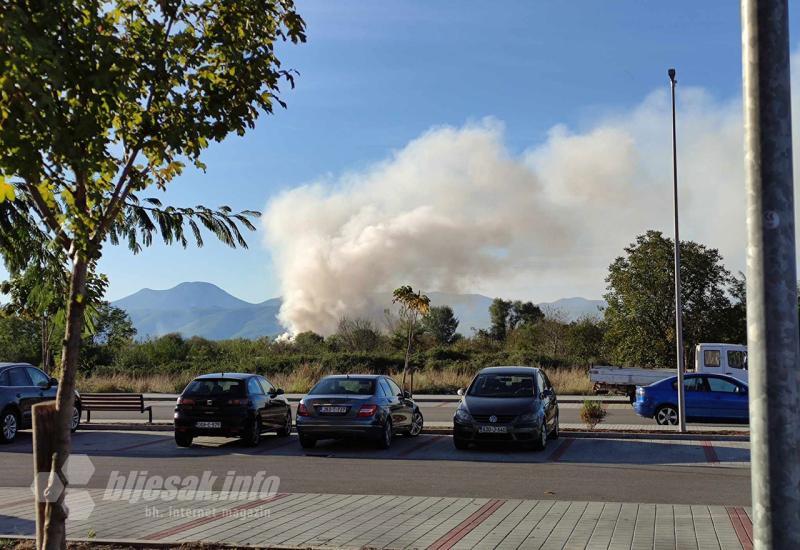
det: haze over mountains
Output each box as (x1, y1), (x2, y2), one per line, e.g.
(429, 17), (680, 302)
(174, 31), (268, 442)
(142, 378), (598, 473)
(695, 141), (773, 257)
(112, 282), (605, 340)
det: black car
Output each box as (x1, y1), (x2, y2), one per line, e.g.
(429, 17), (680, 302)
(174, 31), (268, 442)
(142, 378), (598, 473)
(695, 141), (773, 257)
(173, 373), (292, 447)
(453, 366), (559, 450)
(0, 363), (82, 443)
(295, 375), (423, 450)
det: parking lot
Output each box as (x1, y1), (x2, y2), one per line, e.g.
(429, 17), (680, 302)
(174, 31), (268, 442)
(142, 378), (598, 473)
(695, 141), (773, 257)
(0, 428), (750, 505)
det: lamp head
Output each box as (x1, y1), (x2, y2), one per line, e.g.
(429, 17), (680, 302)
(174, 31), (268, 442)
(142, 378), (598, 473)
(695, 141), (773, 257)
(668, 68), (676, 82)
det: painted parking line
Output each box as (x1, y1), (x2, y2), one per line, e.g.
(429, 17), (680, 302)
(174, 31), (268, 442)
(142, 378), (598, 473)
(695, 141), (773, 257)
(427, 498), (506, 550)
(397, 435), (445, 458)
(702, 441), (719, 464)
(113, 437), (174, 453)
(547, 438), (574, 462)
(142, 492), (289, 541)
(727, 506), (753, 550)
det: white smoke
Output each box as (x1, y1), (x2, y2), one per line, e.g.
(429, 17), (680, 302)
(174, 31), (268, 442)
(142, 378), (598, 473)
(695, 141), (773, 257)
(264, 51), (800, 336)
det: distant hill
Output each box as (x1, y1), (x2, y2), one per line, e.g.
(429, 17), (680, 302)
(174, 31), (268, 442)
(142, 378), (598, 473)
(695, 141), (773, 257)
(112, 282), (283, 340)
(112, 282), (605, 340)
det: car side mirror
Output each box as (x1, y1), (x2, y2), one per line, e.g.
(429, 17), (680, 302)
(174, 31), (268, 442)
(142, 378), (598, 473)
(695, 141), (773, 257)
(541, 388), (554, 399)
(457, 388), (464, 397)
(272, 388), (284, 396)
(403, 390), (412, 399)
(48, 377), (58, 388)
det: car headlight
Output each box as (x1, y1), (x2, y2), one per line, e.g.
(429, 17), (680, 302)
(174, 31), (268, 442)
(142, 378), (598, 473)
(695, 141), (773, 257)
(454, 408), (473, 423)
(516, 412), (538, 424)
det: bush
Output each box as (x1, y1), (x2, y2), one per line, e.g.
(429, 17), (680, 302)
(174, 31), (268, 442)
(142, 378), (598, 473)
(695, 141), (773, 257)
(579, 400), (607, 429)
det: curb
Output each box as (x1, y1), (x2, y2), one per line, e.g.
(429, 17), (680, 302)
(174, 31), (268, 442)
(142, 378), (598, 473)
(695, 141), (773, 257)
(79, 423), (749, 441)
(142, 394), (628, 404)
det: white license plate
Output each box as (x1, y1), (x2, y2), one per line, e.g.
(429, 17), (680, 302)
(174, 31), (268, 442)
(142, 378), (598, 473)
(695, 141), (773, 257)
(195, 421), (221, 428)
(319, 406), (348, 414)
(478, 425), (508, 433)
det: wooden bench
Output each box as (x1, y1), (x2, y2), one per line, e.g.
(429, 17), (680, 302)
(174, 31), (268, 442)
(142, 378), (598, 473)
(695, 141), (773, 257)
(81, 393), (153, 423)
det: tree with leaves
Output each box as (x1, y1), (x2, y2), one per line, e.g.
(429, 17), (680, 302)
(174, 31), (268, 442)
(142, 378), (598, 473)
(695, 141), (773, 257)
(603, 231), (741, 368)
(392, 285), (431, 389)
(489, 298), (544, 341)
(422, 305), (460, 345)
(0, 1), (305, 546)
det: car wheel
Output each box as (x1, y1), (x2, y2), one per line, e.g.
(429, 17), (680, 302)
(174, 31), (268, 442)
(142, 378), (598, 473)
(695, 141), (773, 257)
(408, 410), (424, 437)
(277, 411), (292, 437)
(175, 432), (193, 448)
(243, 416), (261, 447)
(376, 419), (392, 449)
(548, 414), (559, 440)
(70, 406), (81, 433)
(531, 423), (548, 451)
(0, 409), (18, 444)
(299, 434), (316, 449)
(453, 437), (469, 450)
(656, 406), (679, 426)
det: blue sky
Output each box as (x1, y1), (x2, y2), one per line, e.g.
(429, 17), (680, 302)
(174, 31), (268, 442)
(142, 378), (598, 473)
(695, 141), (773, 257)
(94, 1), (786, 303)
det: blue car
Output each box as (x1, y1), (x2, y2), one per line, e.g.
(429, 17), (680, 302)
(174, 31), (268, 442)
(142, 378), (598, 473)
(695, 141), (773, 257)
(633, 373), (749, 425)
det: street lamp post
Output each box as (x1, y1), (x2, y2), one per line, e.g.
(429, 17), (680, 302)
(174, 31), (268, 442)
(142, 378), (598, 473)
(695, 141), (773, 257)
(741, 0), (800, 546)
(668, 68), (687, 433)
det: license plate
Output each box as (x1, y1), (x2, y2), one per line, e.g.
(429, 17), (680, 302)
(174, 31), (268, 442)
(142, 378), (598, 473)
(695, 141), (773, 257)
(478, 425), (508, 433)
(195, 421), (221, 428)
(319, 406), (348, 414)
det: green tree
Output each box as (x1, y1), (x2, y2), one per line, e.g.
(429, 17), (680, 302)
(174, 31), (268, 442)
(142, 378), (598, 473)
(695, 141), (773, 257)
(0, 1), (305, 545)
(392, 285), (431, 389)
(293, 331), (325, 353)
(0, 312), (40, 364)
(489, 298), (513, 340)
(509, 301), (545, 329)
(566, 317), (606, 365)
(604, 231), (737, 368)
(422, 305), (460, 345)
(79, 303), (136, 369)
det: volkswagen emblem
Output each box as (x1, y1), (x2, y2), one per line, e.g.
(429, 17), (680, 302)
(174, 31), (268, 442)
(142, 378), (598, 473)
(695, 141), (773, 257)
(207, 400), (213, 406)
(489, 415), (497, 423)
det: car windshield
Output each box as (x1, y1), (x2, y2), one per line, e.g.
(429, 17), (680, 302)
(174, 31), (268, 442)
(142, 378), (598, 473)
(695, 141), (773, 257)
(308, 378), (375, 396)
(183, 379), (245, 398)
(468, 374), (537, 398)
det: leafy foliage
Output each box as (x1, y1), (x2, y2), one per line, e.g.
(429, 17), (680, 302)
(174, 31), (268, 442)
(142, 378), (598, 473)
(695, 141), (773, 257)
(422, 305), (460, 345)
(603, 231), (745, 367)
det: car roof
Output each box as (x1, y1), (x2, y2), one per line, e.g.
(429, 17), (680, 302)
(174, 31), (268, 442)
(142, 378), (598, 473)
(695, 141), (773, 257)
(0, 363), (34, 370)
(319, 374), (385, 380)
(477, 366), (540, 375)
(193, 373), (254, 380)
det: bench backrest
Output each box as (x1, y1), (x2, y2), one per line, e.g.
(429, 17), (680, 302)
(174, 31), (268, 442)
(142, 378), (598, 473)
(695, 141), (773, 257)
(81, 393), (145, 411)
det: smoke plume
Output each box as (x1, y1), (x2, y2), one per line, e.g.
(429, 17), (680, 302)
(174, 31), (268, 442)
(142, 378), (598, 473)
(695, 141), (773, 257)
(264, 51), (800, 335)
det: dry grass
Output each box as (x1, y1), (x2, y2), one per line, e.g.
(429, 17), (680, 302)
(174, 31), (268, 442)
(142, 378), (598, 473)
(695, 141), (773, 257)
(76, 365), (592, 396)
(76, 372), (195, 394)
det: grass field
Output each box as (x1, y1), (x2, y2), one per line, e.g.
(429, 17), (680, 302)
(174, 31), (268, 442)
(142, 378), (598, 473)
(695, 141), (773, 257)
(76, 365), (593, 395)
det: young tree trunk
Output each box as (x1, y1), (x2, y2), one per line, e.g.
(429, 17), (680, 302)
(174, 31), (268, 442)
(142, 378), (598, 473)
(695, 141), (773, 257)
(402, 320), (413, 390)
(33, 256), (88, 550)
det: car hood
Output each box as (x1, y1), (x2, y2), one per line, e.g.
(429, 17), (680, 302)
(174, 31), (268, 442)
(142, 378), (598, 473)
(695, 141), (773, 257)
(462, 396), (537, 415)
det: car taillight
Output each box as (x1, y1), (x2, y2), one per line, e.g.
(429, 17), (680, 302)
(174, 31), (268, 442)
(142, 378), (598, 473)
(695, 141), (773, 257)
(297, 403), (310, 417)
(357, 404), (378, 417)
(177, 397), (194, 405)
(227, 399), (249, 405)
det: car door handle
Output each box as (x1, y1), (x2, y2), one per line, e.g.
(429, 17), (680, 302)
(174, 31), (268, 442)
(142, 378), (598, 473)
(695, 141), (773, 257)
(16, 393), (22, 398)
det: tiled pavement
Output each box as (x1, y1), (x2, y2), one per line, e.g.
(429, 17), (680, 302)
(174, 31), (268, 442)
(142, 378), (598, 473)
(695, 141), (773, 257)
(0, 487), (753, 549)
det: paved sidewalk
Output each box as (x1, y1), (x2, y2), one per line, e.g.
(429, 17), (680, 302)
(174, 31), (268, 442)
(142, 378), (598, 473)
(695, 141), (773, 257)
(0, 487), (752, 549)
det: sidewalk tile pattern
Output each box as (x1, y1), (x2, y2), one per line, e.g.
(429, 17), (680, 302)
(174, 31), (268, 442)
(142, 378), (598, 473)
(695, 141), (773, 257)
(0, 487), (751, 549)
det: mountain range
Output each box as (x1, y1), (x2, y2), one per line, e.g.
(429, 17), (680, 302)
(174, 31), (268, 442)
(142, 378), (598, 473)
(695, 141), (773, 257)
(112, 282), (605, 340)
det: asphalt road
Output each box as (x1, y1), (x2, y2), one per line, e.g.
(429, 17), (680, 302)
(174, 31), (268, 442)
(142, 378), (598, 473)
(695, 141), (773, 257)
(85, 400), (745, 428)
(0, 429), (751, 506)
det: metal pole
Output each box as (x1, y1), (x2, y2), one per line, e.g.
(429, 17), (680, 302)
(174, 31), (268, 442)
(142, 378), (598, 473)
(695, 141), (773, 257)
(741, 1), (800, 547)
(668, 68), (687, 433)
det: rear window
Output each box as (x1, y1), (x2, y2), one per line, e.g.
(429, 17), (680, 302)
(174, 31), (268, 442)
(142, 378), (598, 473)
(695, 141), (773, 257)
(308, 378), (376, 396)
(183, 378), (245, 398)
